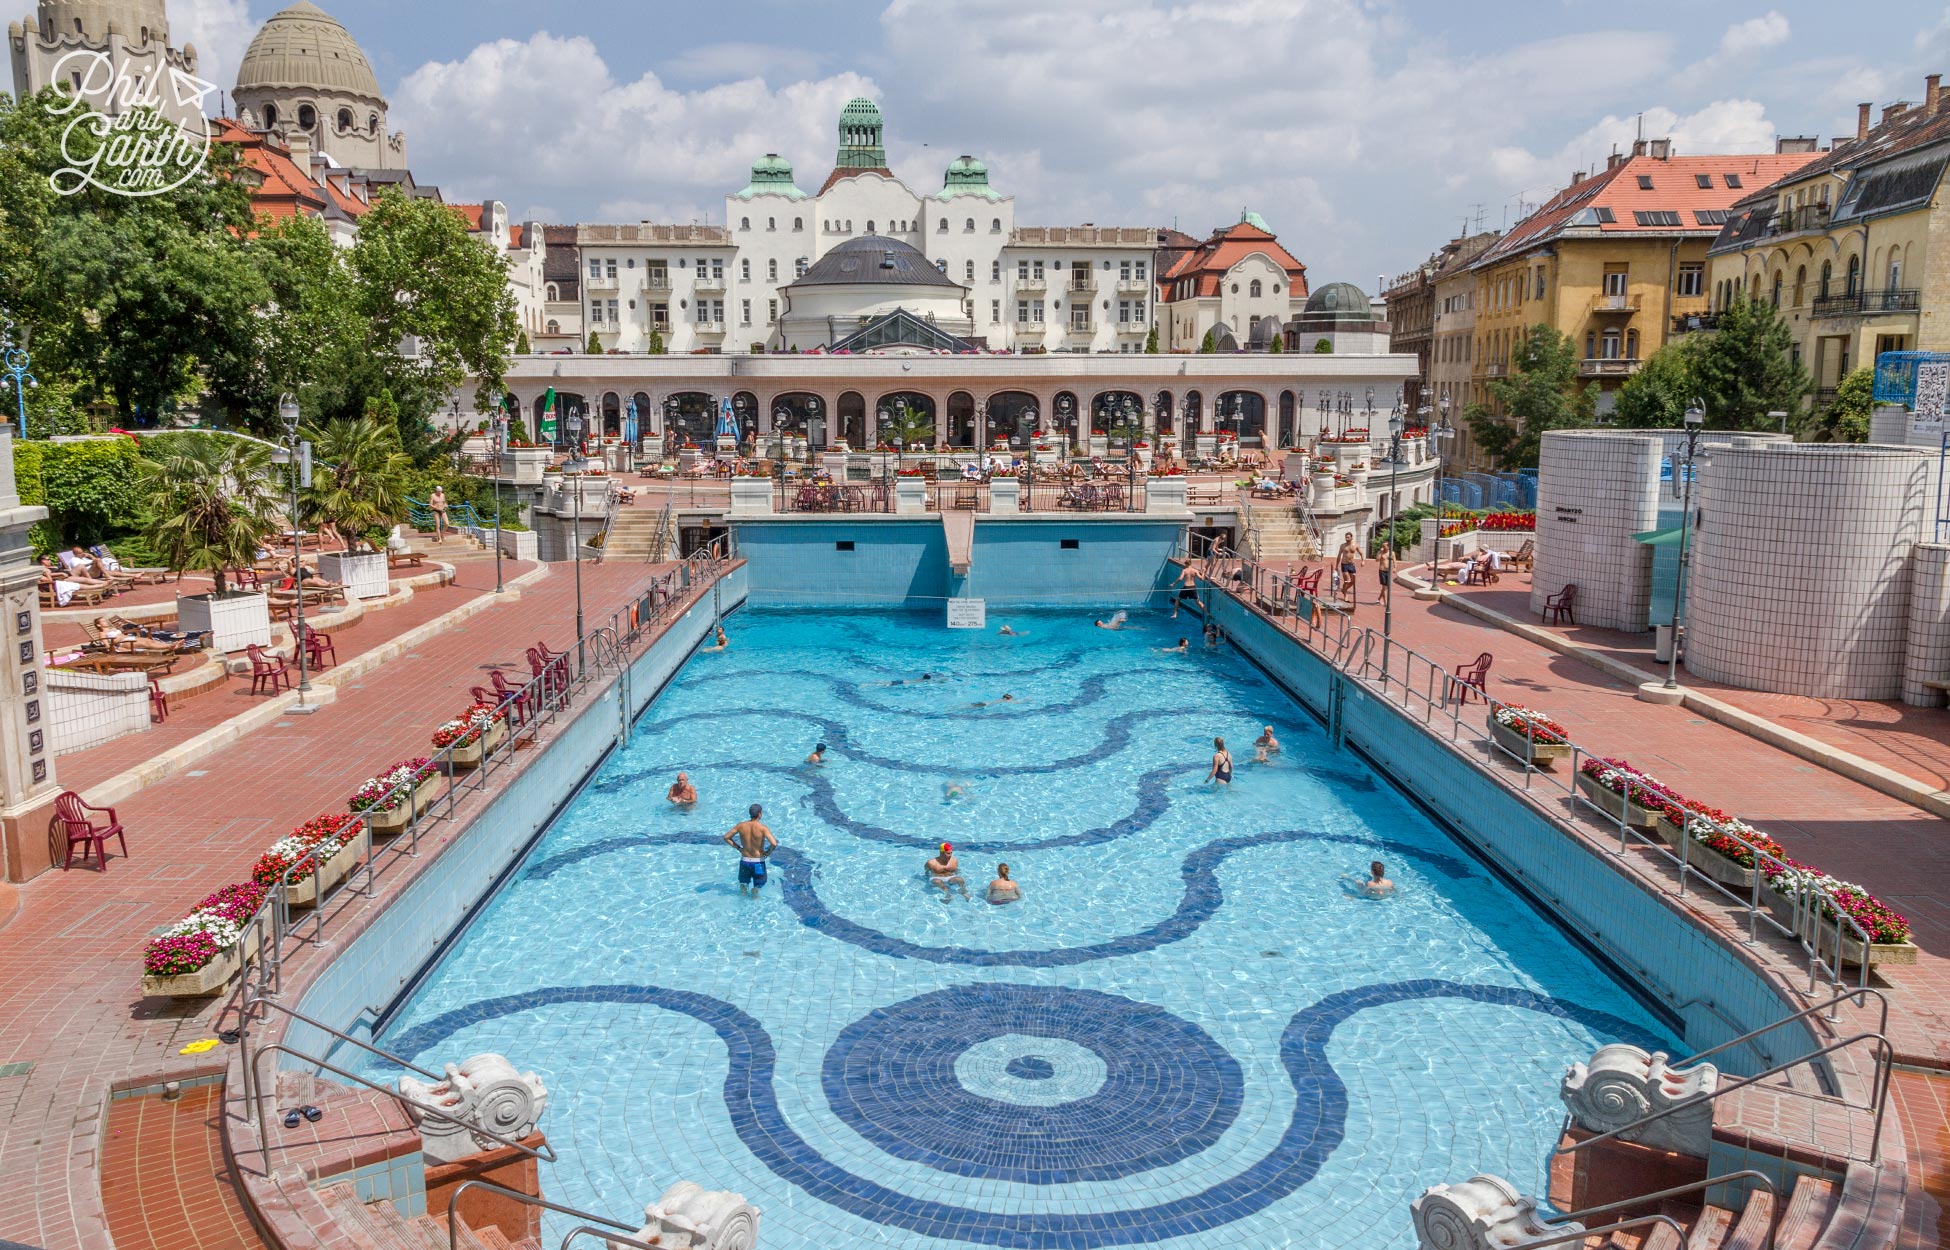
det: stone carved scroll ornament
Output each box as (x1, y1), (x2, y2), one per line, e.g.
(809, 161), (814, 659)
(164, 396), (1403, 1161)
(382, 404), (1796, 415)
(396, 1052), (549, 1164)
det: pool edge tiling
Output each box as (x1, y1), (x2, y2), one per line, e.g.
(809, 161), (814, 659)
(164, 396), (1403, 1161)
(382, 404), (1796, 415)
(339, 606), (1708, 1250)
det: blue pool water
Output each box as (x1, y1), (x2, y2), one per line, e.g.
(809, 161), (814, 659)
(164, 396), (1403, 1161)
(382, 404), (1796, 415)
(364, 608), (1675, 1250)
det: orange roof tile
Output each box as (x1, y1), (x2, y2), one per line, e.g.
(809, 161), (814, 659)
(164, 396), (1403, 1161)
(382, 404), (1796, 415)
(1475, 149), (1821, 267)
(1160, 220), (1307, 300)
(451, 202), (485, 231)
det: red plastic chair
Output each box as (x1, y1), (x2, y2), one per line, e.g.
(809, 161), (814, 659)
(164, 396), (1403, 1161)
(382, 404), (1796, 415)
(488, 670), (533, 726)
(56, 791), (128, 870)
(1543, 584), (1578, 626)
(526, 648), (567, 702)
(246, 643), (292, 696)
(1452, 652), (1493, 704)
(298, 622), (337, 670)
(148, 676), (168, 723)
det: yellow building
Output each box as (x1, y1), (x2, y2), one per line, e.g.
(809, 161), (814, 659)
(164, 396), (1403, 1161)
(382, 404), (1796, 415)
(1462, 139), (1819, 467)
(1705, 78), (1949, 406)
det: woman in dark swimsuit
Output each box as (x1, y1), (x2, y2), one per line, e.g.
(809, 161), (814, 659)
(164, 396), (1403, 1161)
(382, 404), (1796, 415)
(1207, 736), (1234, 787)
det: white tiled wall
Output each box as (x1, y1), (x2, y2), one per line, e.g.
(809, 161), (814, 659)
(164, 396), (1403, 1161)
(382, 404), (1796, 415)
(1903, 543), (1950, 706)
(1533, 432), (1663, 631)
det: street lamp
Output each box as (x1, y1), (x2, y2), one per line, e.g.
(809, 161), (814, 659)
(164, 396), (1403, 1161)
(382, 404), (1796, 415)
(877, 406), (892, 494)
(490, 392), (507, 594)
(1430, 389), (1454, 574)
(276, 394), (313, 701)
(1383, 404), (1406, 684)
(1055, 394), (1074, 471)
(1663, 400), (1706, 690)
(0, 318), (38, 439)
(564, 407), (586, 669)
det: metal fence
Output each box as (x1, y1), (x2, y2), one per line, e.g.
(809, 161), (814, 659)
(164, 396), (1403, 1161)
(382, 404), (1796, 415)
(1197, 546), (1873, 1003)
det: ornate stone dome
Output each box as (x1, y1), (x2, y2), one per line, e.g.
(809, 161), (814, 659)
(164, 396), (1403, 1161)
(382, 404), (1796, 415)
(790, 235), (960, 290)
(235, 1), (381, 100)
(34, 0), (169, 44)
(1303, 282), (1378, 321)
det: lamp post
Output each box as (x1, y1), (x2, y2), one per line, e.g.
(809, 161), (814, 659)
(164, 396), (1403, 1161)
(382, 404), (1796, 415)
(1383, 405), (1405, 684)
(276, 394), (313, 702)
(1056, 394), (1074, 471)
(1430, 389), (1454, 574)
(490, 393), (507, 594)
(0, 318), (38, 438)
(564, 407), (585, 670)
(877, 406), (892, 500)
(1663, 400), (1706, 690)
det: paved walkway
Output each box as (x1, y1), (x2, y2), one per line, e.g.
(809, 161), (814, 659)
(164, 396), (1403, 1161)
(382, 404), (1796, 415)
(0, 557), (686, 1250)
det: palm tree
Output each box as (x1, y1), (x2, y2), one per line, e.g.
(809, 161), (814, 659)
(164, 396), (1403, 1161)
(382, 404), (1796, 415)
(141, 436), (281, 595)
(303, 416), (413, 550)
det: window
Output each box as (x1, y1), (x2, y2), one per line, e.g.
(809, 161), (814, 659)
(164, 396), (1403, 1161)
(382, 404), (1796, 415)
(1593, 206), (1616, 224)
(605, 259), (617, 279)
(1136, 261), (1147, 280)
(1695, 174), (1713, 189)
(651, 304), (669, 328)
(740, 217), (750, 230)
(1694, 209), (1728, 226)
(1636, 175), (1653, 190)
(1819, 261), (1831, 298)
(939, 218), (948, 231)
(711, 258), (724, 279)
(767, 259), (778, 281)
(646, 263), (668, 286)
(1771, 272), (1783, 308)
(768, 298), (778, 321)
(793, 217), (803, 231)
(336, 107), (353, 131)
(263, 104), (278, 126)
(741, 299), (752, 324)
(740, 259), (751, 280)
(368, 112), (378, 132)
(1724, 173), (1742, 188)
(546, 319), (559, 334)
(1631, 210), (1681, 226)
(935, 259), (947, 273)
(588, 258), (602, 279)
(767, 217), (776, 231)
(865, 220), (875, 233)
(1120, 261), (1132, 281)
(1890, 259), (1903, 290)
(991, 299), (1000, 322)
(1601, 328), (1622, 359)
(1231, 283), (1240, 294)
(965, 260), (975, 282)
(1016, 300), (1044, 324)
(992, 218), (1002, 233)
(1791, 265), (1806, 306)
(1677, 263), (1704, 297)
(965, 218), (975, 232)
(1249, 279), (1263, 297)
(298, 104), (316, 129)
(1119, 300), (1146, 323)
(589, 302), (603, 324)
(795, 257), (809, 277)
(991, 260), (1000, 282)
(1534, 266), (1546, 299)
(1846, 255), (1860, 295)
(545, 283), (558, 301)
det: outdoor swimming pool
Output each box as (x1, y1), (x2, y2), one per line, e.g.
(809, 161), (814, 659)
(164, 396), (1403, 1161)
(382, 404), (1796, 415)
(363, 607), (1675, 1250)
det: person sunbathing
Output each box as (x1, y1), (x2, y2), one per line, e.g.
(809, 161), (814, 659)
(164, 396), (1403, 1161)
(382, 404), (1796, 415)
(91, 617), (181, 653)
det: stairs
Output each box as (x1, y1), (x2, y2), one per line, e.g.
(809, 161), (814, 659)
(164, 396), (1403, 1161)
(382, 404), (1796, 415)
(1583, 1175), (1839, 1250)
(314, 1181), (540, 1250)
(589, 505), (671, 562)
(1243, 502), (1320, 563)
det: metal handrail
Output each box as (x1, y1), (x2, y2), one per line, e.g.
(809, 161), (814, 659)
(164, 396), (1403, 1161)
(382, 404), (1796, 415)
(1555, 1031), (1894, 1164)
(1539, 1171), (1779, 1243)
(244, 994), (445, 1082)
(1499, 1215), (1689, 1250)
(248, 1042), (557, 1172)
(444, 1181), (655, 1250)
(1680, 989), (1888, 1071)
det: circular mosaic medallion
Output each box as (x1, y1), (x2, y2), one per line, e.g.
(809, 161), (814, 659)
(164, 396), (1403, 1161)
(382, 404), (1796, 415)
(821, 983), (1242, 1183)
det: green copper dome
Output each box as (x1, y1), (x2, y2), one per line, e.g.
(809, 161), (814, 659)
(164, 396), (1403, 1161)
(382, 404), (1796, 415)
(1304, 282), (1379, 321)
(734, 152), (808, 200)
(839, 97), (881, 122)
(1239, 209), (1272, 232)
(938, 153), (1001, 200)
(835, 97), (886, 171)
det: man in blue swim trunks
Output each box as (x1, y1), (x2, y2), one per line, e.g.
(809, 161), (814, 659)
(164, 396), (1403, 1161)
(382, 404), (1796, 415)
(724, 804), (777, 896)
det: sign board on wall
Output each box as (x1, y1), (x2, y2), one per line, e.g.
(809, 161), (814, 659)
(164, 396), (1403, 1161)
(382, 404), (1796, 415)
(947, 598), (987, 629)
(1913, 362), (1950, 439)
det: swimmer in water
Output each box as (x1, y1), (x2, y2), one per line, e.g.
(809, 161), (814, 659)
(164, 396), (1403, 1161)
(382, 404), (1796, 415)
(702, 627), (729, 652)
(969, 693), (1016, 708)
(1253, 725), (1280, 763)
(806, 741), (828, 766)
(1361, 861), (1395, 897)
(998, 624), (1020, 637)
(1206, 736), (1234, 787)
(1162, 638), (1189, 653)
(666, 772), (697, 805)
(926, 842), (969, 899)
(1094, 613), (1128, 631)
(944, 780), (971, 802)
(986, 863), (1021, 905)
(724, 804), (777, 897)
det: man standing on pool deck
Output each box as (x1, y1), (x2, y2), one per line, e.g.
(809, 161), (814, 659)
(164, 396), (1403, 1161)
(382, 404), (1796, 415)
(724, 804), (777, 896)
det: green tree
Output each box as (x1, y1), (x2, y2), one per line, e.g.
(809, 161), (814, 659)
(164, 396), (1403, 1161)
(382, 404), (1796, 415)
(303, 413), (413, 548)
(1464, 324), (1593, 468)
(1613, 339), (1700, 428)
(1809, 367), (1874, 442)
(586, 330), (602, 354)
(209, 214), (360, 425)
(1268, 334), (1284, 354)
(1143, 324), (1159, 354)
(1687, 292), (1808, 428)
(1199, 329), (1217, 353)
(648, 327), (666, 355)
(1313, 338), (1333, 353)
(141, 435), (280, 593)
(514, 329), (531, 355)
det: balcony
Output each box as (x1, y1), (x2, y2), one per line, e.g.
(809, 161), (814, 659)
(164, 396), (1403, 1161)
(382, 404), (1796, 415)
(1767, 203), (1831, 235)
(1483, 363), (1506, 378)
(1014, 317), (1045, 329)
(1670, 312), (1722, 335)
(1015, 274), (1047, 293)
(1813, 387), (1840, 406)
(585, 274), (620, 293)
(1588, 293), (1641, 316)
(1116, 277), (1150, 295)
(1811, 288), (1920, 318)
(1068, 318), (1095, 335)
(1116, 320), (1147, 334)
(693, 276), (727, 295)
(1578, 357), (1641, 379)
(643, 273), (672, 294)
(1067, 273), (1097, 294)
(693, 319), (726, 336)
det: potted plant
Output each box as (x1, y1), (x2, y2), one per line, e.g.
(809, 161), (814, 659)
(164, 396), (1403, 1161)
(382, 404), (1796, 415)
(1766, 865), (1917, 966)
(350, 758), (440, 836)
(434, 702), (505, 770)
(252, 813), (366, 907)
(1487, 705), (1572, 767)
(308, 416), (413, 598)
(1671, 812), (1787, 891)
(1574, 758), (1668, 828)
(139, 882), (269, 997)
(142, 436), (279, 652)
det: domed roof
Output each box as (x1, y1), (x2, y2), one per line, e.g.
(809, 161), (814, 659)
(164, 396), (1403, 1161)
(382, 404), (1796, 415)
(946, 154), (987, 177)
(735, 152), (808, 200)
(751, 152), (792, 176)
(839, 96), (882, 122)
(790, 235), (961, 290)
(235, 1), (381, 100)
(1304, 282), (1378, 320)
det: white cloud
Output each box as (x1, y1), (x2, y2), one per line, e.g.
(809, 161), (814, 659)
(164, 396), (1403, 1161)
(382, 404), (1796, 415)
(171, 0), (255, 108)
(1720, 12), (1790, 57)
(391, 33), (873, 223)
(660, 42), (820, 85)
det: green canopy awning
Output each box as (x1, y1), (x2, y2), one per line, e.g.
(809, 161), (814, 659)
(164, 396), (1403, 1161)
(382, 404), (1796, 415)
(1633, 526), (1686, 547)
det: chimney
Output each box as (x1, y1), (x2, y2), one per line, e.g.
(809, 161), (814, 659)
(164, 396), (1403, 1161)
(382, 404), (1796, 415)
(1606, 150), (1627, 170)
(1882, 102), (1908, 125)
(1631, 138), (1648, 157)
(284, 129), (311, 167)
(1647, 138), (1672, 160)
(1931, 73), (1945, 114)
(1857, 102), (1872, 140)
(1776, 136), (1819, 154)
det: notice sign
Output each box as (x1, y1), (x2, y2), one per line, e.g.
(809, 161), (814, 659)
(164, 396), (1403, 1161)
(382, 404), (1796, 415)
(1915, 362), (1950, 439)
(947, 598), (987, 629)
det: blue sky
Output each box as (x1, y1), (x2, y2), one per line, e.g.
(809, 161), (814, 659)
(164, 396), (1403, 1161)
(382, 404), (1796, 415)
(165, 0), (1950, 290)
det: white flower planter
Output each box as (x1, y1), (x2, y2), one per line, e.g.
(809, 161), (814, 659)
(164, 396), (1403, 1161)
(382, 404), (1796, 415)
(895, 478), (929, 515)
(282, 828), (369, 908)
(498, 448), (554, 484)
(177, 590), (271, 653)
(142, 941), (242, 998)
(318, 551), (389, 600)
(497, 529), (538, 561)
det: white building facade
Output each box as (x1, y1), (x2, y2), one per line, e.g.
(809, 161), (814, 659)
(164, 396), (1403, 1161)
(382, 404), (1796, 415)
(576, 98), (1165, 356)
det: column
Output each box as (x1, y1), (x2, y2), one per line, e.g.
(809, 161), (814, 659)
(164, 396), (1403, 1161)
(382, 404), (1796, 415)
(0, 424), (58, 879)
